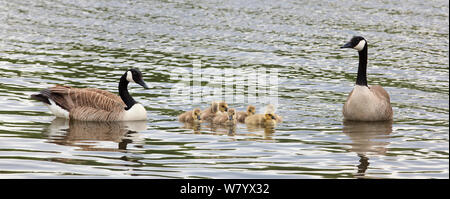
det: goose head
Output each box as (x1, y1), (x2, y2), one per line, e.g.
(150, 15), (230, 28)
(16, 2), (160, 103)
(341, 36), (367, 51)
(125, 68), (149, 89)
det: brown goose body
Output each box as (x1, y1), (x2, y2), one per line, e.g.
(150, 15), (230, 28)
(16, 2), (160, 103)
(343, 85), (393, 121)
(31, 69), (149, 121)
(341, 36), (393, 121)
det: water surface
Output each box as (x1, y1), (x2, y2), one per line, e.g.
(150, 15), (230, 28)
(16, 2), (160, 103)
(0, 0), (448, 178)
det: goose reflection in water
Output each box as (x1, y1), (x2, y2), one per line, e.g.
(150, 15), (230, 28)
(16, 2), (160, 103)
(342, 120), (393, 178)
(46, 118), (148, 151)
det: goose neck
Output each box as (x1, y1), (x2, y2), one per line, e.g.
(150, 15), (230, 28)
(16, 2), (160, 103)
(119, 75), (136, 110)
(356, 45), (368, 86)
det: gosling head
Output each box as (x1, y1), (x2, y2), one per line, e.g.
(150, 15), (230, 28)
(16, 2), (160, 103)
(265, 104), (276, 115)
(264, 113), (277, 126)
(218, 102), (228, 113)
(341, 36), (367, 51)
(227, 108), (236, 121)
(247, 105), (256, 116)
(191, 108), (201, 121)
(125, 68), (149, 89)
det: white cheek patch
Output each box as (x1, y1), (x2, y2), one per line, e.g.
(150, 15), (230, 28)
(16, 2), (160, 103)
(126, 71), (135, 82)
(354, 40), (366, 51)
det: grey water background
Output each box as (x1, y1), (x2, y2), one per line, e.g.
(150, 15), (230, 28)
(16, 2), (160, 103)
(0, 0), (448, 178)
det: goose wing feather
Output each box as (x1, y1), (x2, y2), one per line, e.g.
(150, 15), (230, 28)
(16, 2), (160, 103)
(48, 85), (126, 113)
(69, 106), (123, 121)
(82, 88), (125, 105)
(369, 85), (390, 101)
(370, 85), (393, 119)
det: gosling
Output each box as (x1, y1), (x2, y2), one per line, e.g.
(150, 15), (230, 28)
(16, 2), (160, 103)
(213, 108), (237, 126)
(245, 113), (277, 127)
(200, 101), (228, 121)
(178, 108), (202, 123)
(236, 105), (256, 123)
(245, 105), (278, 127)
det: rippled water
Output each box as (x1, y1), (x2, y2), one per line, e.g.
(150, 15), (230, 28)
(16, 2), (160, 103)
(0, 0), (448, 178)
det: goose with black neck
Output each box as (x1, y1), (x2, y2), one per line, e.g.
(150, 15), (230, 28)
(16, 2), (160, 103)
(31, 68), (149, 121)
(340, 36), (393, 121)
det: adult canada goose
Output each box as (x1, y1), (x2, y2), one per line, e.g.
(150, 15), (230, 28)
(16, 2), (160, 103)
(213, 108), (237, 125)
(200, 101), (228, 121)
(178, 108), (202, 123)
(341, 36), (393, 121)
(31, 68), (149, 121)
(236, 105), (256, 123)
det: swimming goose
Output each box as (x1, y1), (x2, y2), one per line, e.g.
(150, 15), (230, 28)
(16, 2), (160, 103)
(178, 108), (202, 123)
(200, 101), (228, 121)
(341, 36), (393, 121)
(31, 68), (149, 121)
(245, 105), (278, 127)
(236, 105), (256, 123)
(213, 108), (237, 125)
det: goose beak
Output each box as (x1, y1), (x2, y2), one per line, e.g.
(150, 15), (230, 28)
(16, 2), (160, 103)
(341, 42), (352, 49)
(136, 79), (149, 89)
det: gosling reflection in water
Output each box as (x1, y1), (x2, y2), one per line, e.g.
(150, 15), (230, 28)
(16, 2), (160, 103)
(342, 120), (393, 178)
(201, 122), (237, 136)
(47, 118), (147, 151)
(181, 121), (202, 134)
(245, 124), (276, 140)
(180, 120), (275, 139)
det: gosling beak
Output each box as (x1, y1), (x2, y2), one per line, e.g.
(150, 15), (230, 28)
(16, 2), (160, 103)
(136, 79), (149, 89)
(228, 115), (233, 121)
(341, 41), (352, 49)
(271, 115), (276, 120)
(197, 115), (201, 120)
(224, 107), (228, 112)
